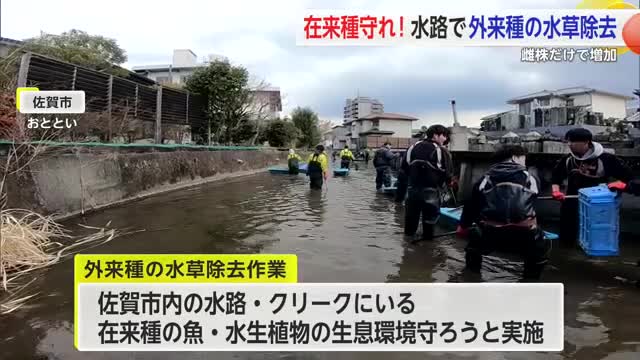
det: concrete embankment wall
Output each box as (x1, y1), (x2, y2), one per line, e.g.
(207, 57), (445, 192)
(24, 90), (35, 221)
(4, 147), (285, 220)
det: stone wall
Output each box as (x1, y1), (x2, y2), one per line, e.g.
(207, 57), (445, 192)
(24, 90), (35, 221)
(4, 148), (284, 220)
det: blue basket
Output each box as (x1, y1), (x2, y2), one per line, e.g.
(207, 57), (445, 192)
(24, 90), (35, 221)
(578, 184), (621, 256)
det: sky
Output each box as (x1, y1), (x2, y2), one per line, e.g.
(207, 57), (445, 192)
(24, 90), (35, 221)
(2, 0), (639, 127)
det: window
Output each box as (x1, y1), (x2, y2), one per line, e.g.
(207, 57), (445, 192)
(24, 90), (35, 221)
(538, 98), (550, 106)
(181, 75), (190, 83)
(372, 120), (379, 128)
(566, 99), (574, 107)
(520, 102), (532, 115)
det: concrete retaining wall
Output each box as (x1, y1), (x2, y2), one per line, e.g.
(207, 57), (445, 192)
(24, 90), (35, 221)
(5, 148), (284, 220)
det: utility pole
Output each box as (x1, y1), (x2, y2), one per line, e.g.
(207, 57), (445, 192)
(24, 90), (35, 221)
(450, 99), (460, 127)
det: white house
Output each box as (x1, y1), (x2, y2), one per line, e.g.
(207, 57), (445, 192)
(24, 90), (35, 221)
(345, 112), (418, 150)
(323, 124), (350, 150)
(132, 49), (229, 86)
(504, 86), (634, 129)
(132, 49), (281, 120)
(247, 86), (283, 120)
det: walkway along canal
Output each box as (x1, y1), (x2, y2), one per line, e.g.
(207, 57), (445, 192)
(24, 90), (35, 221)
(1, 162), (639, 359)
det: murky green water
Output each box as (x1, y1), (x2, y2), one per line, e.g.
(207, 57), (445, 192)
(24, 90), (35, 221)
(1, 162), (639, 359)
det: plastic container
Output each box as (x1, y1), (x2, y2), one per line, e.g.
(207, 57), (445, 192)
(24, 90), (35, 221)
(578, 184), (621, 256)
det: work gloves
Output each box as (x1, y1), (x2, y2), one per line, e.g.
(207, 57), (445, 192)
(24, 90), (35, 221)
(551, 190), (566, 201)
(456, 225), (469, 238)
(608, 181), (627, 192)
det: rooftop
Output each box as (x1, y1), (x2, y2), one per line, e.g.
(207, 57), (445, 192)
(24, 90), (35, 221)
(251, 86), (280, 92)
(481, 125), (612, 140)
(359, 129), (395, 136)
(507, 86), (635, 104)
(480, 109), (517, 120)
(0, 37), (24, 46)
(131, 64), (204, 71)
(358, 112), (419, 121)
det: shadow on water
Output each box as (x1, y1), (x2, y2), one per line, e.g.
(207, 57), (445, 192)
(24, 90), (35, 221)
(1, 164), (639, 359)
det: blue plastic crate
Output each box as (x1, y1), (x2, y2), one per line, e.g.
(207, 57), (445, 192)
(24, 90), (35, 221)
(578, 184), (621, 256)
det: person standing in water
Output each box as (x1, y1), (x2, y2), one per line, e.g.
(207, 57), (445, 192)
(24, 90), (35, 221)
(287, 149), (302, 175)
(550, 128), (631, 247)
(339, 145), (355, 169)
(307, 144), (329, 190)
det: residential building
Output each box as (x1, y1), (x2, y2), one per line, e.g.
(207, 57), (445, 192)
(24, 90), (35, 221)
(345, 112), (418, 150)
(132, 49), (281, 120)
(343, 96), (384, 123)
(480, 110), (519, 131)
(249, 86), (282, 120)
(323, 124), (350, 150)
(132, 49), (229, 86)
(503, 86), (634, 129)
(0, 37), (23, 58)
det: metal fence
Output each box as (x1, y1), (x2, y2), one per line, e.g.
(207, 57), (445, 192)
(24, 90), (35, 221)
(16, 52), (207, 143)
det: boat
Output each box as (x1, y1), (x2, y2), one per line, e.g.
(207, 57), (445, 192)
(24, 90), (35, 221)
(379, 177), (398, 194)
(268, 163), (308, 174)
(333, 168), (349, 176)
(381, 186), (396, 194)
(439, 207), (560, 241)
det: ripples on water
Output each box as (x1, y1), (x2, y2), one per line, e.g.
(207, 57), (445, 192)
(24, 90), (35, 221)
(0, 164), (639, 359)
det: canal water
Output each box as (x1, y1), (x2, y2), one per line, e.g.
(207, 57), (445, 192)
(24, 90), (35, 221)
(1, 162), (640, 359)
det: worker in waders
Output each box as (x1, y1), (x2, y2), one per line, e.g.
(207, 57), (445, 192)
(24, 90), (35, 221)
(394, 151), (408, 203)
(306, 144), (329, 190)
(339, 145), (355, 169)
(287, 149), (302, 175)
(403, 125), (453, 241)
(551, 128), (631, 247)
(457, 145), (550, 282)
(374, 142), (397, 191)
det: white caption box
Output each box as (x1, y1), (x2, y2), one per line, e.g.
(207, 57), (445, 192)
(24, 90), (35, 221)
(77, 283), (564, 351)
(296, 9), (639, 47)
(19, 90), (85, 114)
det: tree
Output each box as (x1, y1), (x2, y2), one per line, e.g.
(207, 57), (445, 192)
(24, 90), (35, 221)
(231, 120), (258, 144)
(246, 81), (280, 145)
(263, 118), (299, 148)
(291, 107), (320, 148)
(185, 60), (256, 145)
(23, 29), (128, 76)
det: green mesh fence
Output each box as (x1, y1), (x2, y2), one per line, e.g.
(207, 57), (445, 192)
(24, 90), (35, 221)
(0, 140), (262, 151)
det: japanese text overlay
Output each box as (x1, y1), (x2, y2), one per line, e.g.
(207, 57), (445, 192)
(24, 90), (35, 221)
(75, 279), (564, 351)
(297, 9), (639, 47)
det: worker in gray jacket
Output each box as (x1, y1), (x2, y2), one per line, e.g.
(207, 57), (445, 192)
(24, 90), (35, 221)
(373, 142), (397, 190)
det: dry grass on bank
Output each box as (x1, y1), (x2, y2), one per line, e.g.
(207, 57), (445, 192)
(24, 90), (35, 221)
(0, 209), (119, 314)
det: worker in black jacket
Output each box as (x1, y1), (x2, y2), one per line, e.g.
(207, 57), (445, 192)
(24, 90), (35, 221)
(394, 151), (409, 203)
(373, 142), (397, 190)
(404, 125), (453, 241)
(457, 145), (550, 282)
(551, 128), (632, 246)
